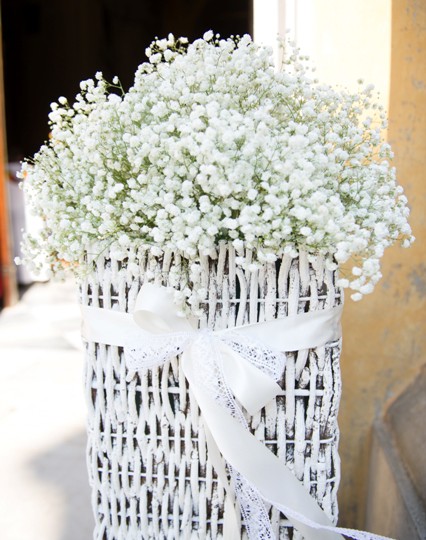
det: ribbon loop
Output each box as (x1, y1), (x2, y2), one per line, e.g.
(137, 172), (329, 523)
(218, 339), (284, 416)
(133, 282), (195, 332)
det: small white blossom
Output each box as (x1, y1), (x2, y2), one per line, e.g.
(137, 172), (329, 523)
(203, 30), (214, 42)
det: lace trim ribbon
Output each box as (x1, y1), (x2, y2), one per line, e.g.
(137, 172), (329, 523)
(81, 283), (393, 540)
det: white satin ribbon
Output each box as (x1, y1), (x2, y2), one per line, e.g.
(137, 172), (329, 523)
(81, 283), (394, 540)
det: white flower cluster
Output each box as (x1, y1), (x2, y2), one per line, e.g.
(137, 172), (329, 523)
(19, 31), (413, 302)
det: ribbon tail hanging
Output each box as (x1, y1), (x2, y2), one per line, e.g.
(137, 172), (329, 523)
(183, 348), (396, 540)
(182, 348), (344, 540)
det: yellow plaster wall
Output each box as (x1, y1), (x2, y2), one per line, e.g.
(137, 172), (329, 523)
(291, 0), (391, 104)
(282, 0), (426, 529)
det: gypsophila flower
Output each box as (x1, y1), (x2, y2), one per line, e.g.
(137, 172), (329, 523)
(19, 32), (414, 310)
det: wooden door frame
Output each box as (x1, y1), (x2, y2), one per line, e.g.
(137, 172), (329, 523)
(0, 13), (17, 307)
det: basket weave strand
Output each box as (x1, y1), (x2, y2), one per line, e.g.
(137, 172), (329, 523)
(79, 244), (342, 540)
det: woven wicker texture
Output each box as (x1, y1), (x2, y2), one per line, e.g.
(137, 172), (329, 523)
(79, 243), (343, 540)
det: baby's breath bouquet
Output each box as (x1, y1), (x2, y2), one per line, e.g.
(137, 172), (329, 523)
(19, 31), (413, 305)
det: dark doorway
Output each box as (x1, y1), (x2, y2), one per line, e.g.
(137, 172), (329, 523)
(1, 0), (252, 160)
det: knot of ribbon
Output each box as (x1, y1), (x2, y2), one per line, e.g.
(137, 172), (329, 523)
(81, 283), (394, 540)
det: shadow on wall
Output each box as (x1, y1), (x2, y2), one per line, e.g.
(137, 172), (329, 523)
(28, 430), (94, 540)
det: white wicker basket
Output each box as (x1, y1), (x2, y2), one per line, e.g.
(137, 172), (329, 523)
(79, 243), (343, 540)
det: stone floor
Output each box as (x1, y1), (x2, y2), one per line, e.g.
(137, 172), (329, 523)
(0, 280), (94, 540)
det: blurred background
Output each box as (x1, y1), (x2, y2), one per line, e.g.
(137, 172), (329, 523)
(0, 1), (424, 539)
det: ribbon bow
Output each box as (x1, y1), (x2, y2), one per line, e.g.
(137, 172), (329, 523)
(81, 283), (394, 540)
